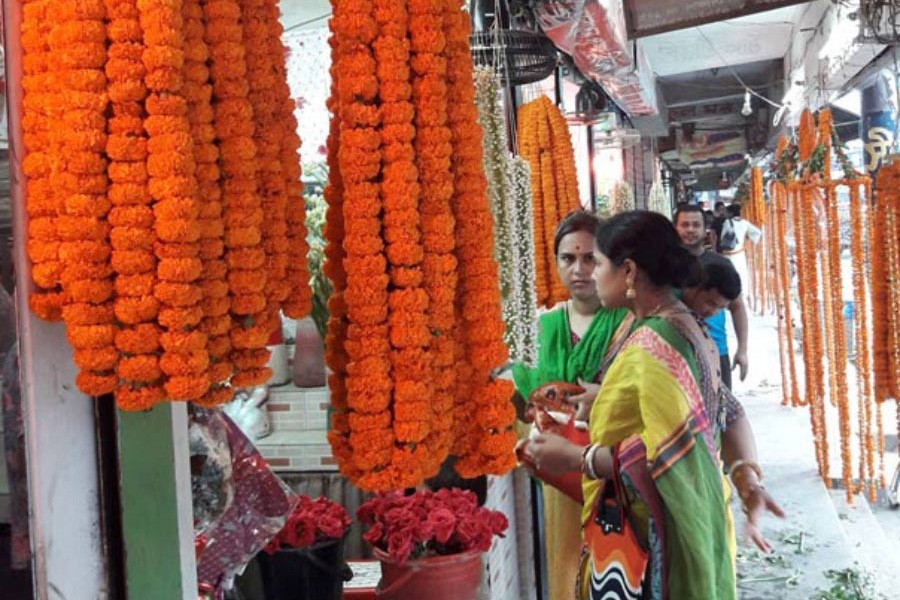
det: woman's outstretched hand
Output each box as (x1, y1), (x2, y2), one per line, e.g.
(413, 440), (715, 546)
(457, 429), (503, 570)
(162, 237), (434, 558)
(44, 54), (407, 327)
(741, 485), (786, 553)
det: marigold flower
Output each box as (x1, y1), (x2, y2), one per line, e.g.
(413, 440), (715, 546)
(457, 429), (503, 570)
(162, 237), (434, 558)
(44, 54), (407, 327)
(76, 372), (118, 397)
(115, 323), (161, 354)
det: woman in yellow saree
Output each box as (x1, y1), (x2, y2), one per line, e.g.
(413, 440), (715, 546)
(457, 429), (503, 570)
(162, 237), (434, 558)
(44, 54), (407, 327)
(525, 211), (737, 599)
(512, 211), (629, 599)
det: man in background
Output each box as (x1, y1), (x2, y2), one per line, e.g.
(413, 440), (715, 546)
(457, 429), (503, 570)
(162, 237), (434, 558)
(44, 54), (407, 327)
(674, 204), (750, 388)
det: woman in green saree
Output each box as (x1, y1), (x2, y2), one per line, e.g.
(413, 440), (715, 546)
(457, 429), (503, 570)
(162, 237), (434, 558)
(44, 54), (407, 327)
(525, 211), (738, 599)
(512, 211), (630, 600)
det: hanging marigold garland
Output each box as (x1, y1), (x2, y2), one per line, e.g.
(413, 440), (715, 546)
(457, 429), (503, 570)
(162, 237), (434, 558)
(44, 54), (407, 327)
(270, 1), (313, 320)
(322, 22), (357, 482)
(516, 95), (580, 308)
(22, 0), (65, 321)
(183, 0), (232, 406)
(375, 0), (436, 485)
(818, 109), (854, 501)
(442, 0), (515, 477)
(20, 0), (313, 406)
(105, 0), (163, 409)
(790, 116), (829, 479)
(408, 0), (458, 482)
(52, 0), (118, 397)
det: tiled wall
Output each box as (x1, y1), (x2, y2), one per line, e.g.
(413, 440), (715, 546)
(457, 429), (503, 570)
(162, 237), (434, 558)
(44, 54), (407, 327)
(256, 384), (337, 472)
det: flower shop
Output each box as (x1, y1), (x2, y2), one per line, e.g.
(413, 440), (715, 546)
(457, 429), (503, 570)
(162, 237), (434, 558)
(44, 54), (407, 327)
(3, 0), (899, 599)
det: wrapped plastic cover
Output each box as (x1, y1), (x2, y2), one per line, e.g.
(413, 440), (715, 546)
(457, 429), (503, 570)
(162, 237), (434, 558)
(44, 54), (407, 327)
(191, 407), (296, 598)
(535, 0), (659, 116)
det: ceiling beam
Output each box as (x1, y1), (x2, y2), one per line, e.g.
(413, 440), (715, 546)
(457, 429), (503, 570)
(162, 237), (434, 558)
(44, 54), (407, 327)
(667, 93), (746, 109)
(626, 0), (809, 39)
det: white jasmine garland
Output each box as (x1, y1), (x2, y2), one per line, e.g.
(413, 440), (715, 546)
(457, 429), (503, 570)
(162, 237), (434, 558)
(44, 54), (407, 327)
(610, 180), (635, 215)
(647, 180), (670, 218)
(474, 67), (539, 367)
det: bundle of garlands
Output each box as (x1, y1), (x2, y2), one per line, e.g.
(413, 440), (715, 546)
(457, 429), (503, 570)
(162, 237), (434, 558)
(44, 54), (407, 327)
(516, 95), (581, 309)
(20, 0), (311, 409)
(775, 108), (886, 503)
(322, 0), (516, 492)
(744, 166), (768, 314)
(474, 66), (539, 368)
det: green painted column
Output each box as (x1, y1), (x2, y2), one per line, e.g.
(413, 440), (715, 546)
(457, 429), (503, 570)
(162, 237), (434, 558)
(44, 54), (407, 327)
(118, 402), (196, 600)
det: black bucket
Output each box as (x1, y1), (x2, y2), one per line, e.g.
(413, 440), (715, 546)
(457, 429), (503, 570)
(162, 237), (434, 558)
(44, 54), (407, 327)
(257, 538), (352, 600)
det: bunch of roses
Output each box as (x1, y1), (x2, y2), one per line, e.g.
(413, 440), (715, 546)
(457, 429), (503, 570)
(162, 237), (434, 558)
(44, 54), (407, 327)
(408, 0), (458, 473)
(374, 0), (436, 482)
(51, 0), (118, 397)
(358, 488), (508, 565)
(270, 0), (312, 320)
(263, 495), (351, 553)
(138, 0), (210, 402)
(204, 0), (272, 389)
(441, 0), (516, 477)
(22, 0), (64, 322)
(332, 0), (402, 492)
(516, 95), (579, 308)
(105, 0), (164, 409)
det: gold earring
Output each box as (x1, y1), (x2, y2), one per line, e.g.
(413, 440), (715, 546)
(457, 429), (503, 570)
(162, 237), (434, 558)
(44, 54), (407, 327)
(626, 285), (636, 300)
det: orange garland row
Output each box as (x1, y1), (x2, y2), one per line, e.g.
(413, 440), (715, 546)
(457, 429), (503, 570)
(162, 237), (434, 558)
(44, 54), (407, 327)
(516, 95), (580, 309)
(323, 0), (514, 491)
(19, 0), (312, 407)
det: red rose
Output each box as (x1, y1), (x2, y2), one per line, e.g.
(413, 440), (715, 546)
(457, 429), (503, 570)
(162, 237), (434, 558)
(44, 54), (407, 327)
(318, 514), (347, 540)
(429, 508), (456, 544)
(387, 530), (415, 564)
(486, 510), (508, 535)
(363, 522), (384, 545)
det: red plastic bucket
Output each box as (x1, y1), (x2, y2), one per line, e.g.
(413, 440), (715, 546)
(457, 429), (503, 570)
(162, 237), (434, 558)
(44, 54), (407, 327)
(373, 548), (482, 600)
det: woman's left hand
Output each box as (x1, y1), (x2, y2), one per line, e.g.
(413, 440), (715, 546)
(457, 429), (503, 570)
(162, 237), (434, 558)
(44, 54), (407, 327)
(521, 432), (582, 477)
(741, 485), (785, 553)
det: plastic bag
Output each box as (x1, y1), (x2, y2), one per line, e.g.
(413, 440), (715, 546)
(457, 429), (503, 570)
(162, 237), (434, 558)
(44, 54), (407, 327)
(191, 407), (297, 599)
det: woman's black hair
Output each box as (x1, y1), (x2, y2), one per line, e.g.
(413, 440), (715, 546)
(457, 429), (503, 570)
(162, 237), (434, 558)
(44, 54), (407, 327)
(554, 210), (601, 256)
(595, 210), (702, 288)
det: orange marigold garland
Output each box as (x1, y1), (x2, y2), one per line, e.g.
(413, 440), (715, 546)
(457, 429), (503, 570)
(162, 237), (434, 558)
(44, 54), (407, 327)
(442, 0), (515, 477)
(270, 3), (312, 320)
(818, 110), (853, 501)
(516, 95), (579, 308)
(849, 181), (877, 500)
(22, 0), (65, 321)
(106, 0), (165, 409)
(140, 0), (210, 401)
(515, 99), (549, 307)
(773, 171), (800, 407)
(51, 0), (117, 397)
(332, 0), (400, 491)
(322, 21), (359, 483)
(204, 0), (271, 388)
(409, 0), (459, 476)
(375, 0), (438, 479)
(184, 0), (232, 405)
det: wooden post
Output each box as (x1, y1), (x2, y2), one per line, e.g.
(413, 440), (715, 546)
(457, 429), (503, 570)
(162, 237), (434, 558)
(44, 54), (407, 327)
(118, 404), (197, 600)
(3, 1), (109, 597)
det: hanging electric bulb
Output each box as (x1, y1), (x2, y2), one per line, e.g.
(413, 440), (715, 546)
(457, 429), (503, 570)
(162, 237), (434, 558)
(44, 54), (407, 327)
(741, 90), (753, 117)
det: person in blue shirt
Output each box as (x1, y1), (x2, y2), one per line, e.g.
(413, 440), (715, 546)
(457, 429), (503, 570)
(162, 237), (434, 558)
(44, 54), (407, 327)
(675, 204), (750, 389)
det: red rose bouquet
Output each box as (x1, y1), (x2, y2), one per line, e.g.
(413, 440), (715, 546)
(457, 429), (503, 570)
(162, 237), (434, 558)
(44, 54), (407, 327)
(358, 488), (508, 565)
(264, 495), (351, 553)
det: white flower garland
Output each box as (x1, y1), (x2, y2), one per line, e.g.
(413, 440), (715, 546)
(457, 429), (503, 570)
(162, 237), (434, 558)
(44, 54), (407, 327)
(610, 180), (635, 215)
(474, 67), (539, 367)
(647, 180), (670, 218)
